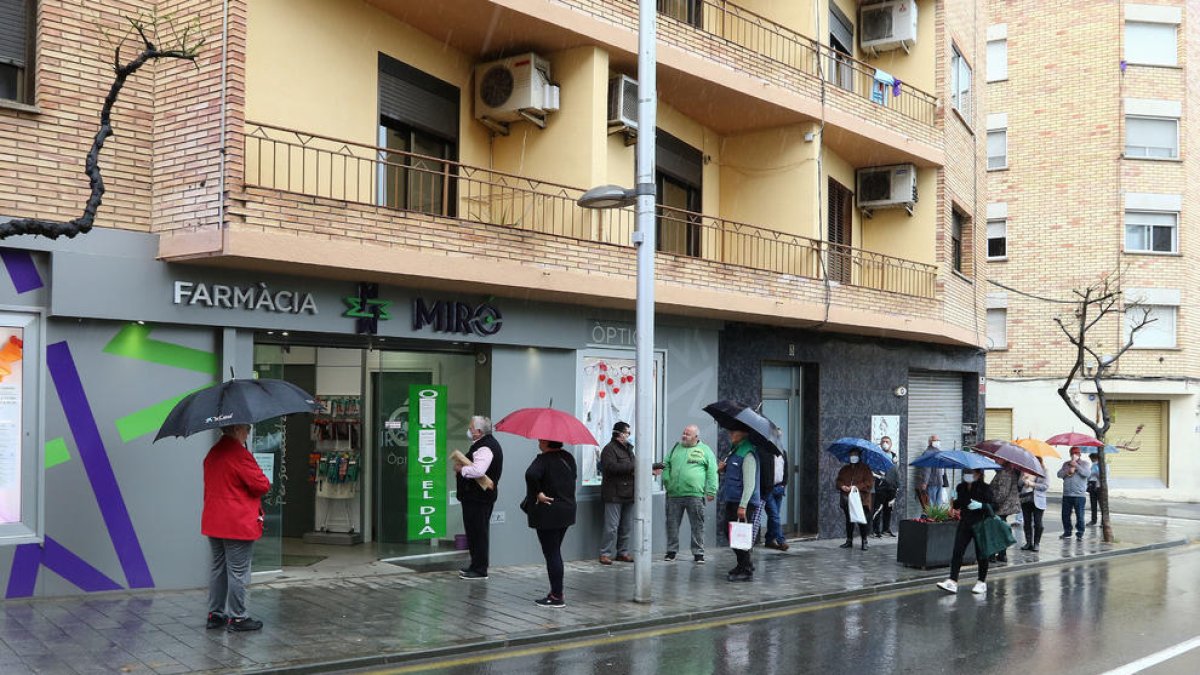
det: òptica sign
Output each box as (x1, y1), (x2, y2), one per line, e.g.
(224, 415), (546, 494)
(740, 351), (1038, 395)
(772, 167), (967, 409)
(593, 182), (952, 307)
(412, 297), (502, 337)
(408, 385), (447, 539)
(172, 281), (319, 314)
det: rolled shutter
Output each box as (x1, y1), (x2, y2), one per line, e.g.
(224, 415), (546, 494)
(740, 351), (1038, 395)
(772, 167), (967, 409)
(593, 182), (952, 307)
(984, 408), (1012, 441)
(905, 372), (964, 517)
(378, 53), (459, 142)
(830, 2), (854, 52)
(656, 130), (702, 188)
(0, 0), (28, 67)
(1107, 400), (1166, 487)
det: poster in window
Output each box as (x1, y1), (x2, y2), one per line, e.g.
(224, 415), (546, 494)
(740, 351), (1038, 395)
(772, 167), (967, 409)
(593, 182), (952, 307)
(0, 329), (24, 525)
(580, 356), (637, 486)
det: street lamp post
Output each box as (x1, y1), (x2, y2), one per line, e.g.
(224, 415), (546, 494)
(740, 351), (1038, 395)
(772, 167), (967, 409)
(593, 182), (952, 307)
(577, 0), (656, 604)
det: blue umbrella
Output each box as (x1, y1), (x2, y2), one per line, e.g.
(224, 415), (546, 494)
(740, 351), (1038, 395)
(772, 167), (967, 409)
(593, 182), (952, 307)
(910, 449), (1001, 471)
(826, 437), (893, 472)
(1102, 445), (1119, 454)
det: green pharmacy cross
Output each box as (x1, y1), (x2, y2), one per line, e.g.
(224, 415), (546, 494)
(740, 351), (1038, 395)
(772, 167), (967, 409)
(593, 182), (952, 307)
(344, 283), (392, 334)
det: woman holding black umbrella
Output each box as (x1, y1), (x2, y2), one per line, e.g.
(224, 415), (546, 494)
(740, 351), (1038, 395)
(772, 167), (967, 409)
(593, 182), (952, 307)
(523, 439), (578, 608)
(936, 468), (998, 595)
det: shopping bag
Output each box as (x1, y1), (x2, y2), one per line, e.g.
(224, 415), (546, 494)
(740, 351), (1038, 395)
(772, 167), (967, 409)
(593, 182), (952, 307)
(973, 505), (1017, 558)
(848, 487), (868, 524)
(728, 520), (753, 550)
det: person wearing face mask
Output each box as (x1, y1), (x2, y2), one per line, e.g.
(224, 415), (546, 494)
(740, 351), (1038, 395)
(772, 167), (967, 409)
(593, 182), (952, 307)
(1019, 457), (1049, 551)
(913, 435), (946, 511)
(871, 437), (900, 538)
(1057, 447), (1092, 540)
(836, 450), (875, 550)
(452, 416), (503, 580)
(936, 468), (997, 595)
(987, 459), (1022, 563)
(599, 421), (636, 565)
(717, 426), (761, 581)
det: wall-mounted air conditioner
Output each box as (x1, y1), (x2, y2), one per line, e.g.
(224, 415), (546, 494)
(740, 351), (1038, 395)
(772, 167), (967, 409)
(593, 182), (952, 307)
(474, 52), (560, 133)
(856, 163), (917, 217)
(607, 74), (638, 145)
(860, 0), (918, 56)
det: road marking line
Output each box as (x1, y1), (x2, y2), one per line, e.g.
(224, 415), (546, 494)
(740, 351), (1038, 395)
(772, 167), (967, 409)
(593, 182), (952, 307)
(1102, 636), (1200, 675)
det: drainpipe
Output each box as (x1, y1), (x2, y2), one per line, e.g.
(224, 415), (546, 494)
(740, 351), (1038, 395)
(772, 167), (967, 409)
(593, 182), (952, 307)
(218, 0), (229, 250)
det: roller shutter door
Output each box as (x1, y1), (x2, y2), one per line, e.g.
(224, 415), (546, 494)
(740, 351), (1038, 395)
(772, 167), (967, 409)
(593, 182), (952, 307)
(906, 372), (964, 516)
(1107, 400), (1166, 487)
(985, 408), (1013, 441)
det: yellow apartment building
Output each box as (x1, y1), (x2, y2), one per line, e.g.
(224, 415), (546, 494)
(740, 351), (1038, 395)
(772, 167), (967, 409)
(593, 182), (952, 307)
(0, 0), (986, 597)
(984, 0), (1200, 501)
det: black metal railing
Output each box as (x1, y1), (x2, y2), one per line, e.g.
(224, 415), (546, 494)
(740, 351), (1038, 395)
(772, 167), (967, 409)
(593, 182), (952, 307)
(243, 123), (936, 298)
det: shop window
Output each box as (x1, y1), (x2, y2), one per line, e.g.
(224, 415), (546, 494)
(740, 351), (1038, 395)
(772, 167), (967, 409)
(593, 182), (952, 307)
(577, 350), (665, 490)
(0, 311), (42, 545)
(0, 0), (35, 104)
(1125, 21), (1177, 66)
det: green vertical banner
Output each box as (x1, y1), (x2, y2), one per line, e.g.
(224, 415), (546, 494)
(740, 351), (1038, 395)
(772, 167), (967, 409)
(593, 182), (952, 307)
(408, 384), (448, 539)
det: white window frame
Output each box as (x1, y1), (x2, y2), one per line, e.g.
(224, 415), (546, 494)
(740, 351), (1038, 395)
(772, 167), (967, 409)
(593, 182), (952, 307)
(986, 218), (1007, 260)
(986, 38), (1007, 81)
(1124, 21), (1178, 67)
(0, 309), (45, 546)
(987, 129), (1007, 170)
(1125, 115), (1179, 159)
(1124, 210), (1178, 254)
(1125, 305), (1176, 349)
(986, 307), (1007, 350)
(951, 44), (973, 120)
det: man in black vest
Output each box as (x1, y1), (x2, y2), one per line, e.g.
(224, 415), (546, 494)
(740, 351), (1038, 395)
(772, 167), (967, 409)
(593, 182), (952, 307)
(454, 415), (503, 579)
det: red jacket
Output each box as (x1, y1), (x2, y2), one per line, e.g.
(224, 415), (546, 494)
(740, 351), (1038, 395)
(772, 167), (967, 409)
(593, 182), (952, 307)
(202, 435), (270, 540)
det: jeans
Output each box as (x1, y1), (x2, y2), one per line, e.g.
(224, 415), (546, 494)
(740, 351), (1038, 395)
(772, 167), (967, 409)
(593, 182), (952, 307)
(461, 500), (494, 575)
(1021, 501), (1044, 546)
(1062, 495), (1086, 536)
(600, 501), (633, 557)
(761, 485), (786, 546)
(666, 496), (706, 555)
(208, 537), (254, 619)
(536, 527), (567, 598)
(950, 523), (988, 582)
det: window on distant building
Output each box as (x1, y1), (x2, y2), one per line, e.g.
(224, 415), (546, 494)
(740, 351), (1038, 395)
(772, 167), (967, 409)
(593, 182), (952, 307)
(1125, 21), (1177, 66)
(1124, 210), (1178, 253)
(986, 38), (1007, 81)
(1126, 305), (1176, 349)
(987, 129), (1007, 170)
(655, 130), (703, 257)
(0, 0), (35, 104)
(951, 209), (966, 273)
(951, 44), (973, 120)
(987, 308), (1007, 350)
(657, 0), (702, 28)
(1126, 116), (1179, 159)
(987, 218), (1007, 259)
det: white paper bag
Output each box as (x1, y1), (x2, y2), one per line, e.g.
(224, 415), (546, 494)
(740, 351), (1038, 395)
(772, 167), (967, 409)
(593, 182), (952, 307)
(848, 487), (868, 524)
(728, 520), (753, 550)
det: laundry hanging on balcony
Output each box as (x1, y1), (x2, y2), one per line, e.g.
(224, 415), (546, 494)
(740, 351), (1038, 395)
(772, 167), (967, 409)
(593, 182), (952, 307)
(872, 69), (896, 105)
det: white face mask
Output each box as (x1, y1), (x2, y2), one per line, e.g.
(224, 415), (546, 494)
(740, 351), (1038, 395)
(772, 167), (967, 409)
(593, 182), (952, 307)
(881, 444), (891, 452)
(931, 440), (942, 449)
(849, 455), (860, 464)
(963, 474), (976, 484)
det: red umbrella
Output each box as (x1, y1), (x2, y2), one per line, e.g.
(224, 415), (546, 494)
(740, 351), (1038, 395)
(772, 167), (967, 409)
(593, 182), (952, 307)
(495, 407), (599, 446)
(1045, 432), (1104, 448)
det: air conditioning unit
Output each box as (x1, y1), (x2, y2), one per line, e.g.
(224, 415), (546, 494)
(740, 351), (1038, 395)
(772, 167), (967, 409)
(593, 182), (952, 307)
(860, 0), (918, 55)
(474, 53), (561, 132)
(856, 164), (917, 217)
(608, 75), (638, 131)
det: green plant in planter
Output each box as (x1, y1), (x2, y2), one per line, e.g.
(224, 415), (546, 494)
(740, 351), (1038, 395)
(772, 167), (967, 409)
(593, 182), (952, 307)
(922, 504), (955, 522)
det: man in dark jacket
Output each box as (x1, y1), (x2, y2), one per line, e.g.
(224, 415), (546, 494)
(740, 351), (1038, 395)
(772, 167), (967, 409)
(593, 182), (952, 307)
(599, 421), (635, 565)
(454, 415), (503, 580)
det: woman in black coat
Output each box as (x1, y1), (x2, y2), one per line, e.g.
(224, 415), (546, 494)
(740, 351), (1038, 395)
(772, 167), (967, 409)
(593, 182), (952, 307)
(524, 439), (577, 608)
(936, 468), (997, 595)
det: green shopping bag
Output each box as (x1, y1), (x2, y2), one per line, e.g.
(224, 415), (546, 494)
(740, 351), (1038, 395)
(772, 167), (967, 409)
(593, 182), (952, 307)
(972, 505), (1016, 558)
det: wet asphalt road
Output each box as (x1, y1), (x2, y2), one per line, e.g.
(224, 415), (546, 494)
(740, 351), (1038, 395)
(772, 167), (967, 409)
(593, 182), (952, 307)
(351, 545), (1200, 675)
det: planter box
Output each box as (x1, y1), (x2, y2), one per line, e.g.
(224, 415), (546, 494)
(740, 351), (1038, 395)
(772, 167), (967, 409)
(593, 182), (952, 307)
(896, 519), (975, 569)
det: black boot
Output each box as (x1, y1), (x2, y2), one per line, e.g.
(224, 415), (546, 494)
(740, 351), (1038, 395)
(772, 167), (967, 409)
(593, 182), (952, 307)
(861, 539), (869, 551)
(839, 540), (853, 548)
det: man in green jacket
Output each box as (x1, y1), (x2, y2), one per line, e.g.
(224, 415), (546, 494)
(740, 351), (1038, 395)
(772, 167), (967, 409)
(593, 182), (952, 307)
(661, 424), (718, 564)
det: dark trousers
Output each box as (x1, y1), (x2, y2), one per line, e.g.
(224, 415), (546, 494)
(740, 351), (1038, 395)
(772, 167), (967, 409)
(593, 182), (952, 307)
(461, 500), (494, 575)
(872, 488), (896, 534)
(536, 527), (568, 598)
(1021, 501), (1044, 546)
(949, 523), (988, 583)
(1062, 496), (1086, 536)
(840, 499), (870, 543)
(1088, 485), (1100, 522)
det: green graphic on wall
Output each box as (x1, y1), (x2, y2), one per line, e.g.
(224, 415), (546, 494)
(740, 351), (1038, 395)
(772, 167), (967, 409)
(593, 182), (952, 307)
(407, 384), (447, 539)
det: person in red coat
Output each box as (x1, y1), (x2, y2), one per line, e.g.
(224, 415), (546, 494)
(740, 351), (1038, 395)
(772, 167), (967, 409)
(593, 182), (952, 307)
(203, 424), (270, 631)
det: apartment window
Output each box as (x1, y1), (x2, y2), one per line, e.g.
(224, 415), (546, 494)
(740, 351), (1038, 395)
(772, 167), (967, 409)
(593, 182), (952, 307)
(987, 219), (1007, 259)
(987, 129), (1007, 170)
(828, 3), (855, 92)
(1126, 305), (1176, 349)
(0, 0), (34, 104)
(951, 44), (973, 120)
(379, 121), (456, 216)
(656, 130), (702, 257)
(1125, 211), (1178, 253)
(986, 39), (1007, 81)
(987, 308), (1007, 350)
(657, 0), (701, 28)
(1125, 116), (1179, 159)
(951, 210), (965, 272)
(1125, 22), (1177, 66)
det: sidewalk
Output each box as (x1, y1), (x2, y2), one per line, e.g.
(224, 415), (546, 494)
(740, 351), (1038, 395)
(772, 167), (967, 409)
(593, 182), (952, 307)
(3, 513), (1198, 675)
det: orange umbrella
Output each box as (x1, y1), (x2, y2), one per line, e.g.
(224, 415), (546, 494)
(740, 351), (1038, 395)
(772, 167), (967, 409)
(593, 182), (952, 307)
(1015, 437), (1060, 459)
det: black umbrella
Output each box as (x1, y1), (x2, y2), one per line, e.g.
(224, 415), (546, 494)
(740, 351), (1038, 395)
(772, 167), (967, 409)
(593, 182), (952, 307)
(702, 400), (785, 456)
(154, 378), (323, 441)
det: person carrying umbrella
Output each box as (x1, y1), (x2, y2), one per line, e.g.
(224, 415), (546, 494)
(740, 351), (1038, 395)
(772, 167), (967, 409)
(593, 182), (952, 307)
(1019, 457), (1049, 551)
(202, 424), (271, 631)
(988, 459), (1022, 563)
(717, 427), (762, 582)
(936, 468), (998, 595)
(1057, 447), (1092, 540)
(836, 449), (875, 550)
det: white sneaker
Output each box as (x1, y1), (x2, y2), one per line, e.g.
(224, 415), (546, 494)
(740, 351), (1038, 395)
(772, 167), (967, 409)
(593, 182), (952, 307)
(972, 581), (987, 594)
(936, 579), (958, 593)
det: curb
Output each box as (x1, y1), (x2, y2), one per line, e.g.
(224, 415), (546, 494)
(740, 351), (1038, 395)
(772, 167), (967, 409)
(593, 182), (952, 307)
(247, 537), (1191, 674)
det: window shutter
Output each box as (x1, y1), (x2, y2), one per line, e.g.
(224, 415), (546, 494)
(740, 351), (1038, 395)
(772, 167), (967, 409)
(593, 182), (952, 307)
(829, 3), (853, 51)
(0, 0), (28, 67)
(655, 130), (703, 188)
(378, 53), (459, 142)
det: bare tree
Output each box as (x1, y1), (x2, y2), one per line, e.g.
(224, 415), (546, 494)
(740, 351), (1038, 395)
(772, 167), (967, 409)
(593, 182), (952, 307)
(1054, 269), (1153, 543)
(0, 11), (204, 240)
